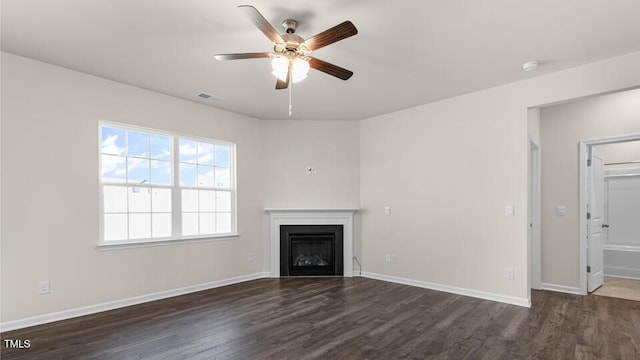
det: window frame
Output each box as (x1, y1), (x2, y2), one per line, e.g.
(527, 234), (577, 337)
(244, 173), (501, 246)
(98, 121), (238, 249)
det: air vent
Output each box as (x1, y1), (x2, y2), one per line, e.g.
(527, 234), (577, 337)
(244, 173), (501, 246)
(196, 92), (224, 102)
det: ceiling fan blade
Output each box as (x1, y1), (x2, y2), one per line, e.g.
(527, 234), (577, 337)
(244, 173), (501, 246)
(303, 21), (358, 52)
(214, 52), (272, 61)
(308, 57), (353, 80)
(275, 78), (288, 89)
(238, 5), (284, 44)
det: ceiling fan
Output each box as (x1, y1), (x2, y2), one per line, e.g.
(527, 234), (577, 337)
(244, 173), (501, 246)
(214, 5), (358, 90)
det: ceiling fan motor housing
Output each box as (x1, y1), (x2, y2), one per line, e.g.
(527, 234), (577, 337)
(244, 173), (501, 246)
(274, 33), (308, 56)
(282, 19), (298, 34)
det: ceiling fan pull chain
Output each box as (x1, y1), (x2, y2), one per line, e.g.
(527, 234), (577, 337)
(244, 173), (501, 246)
(288, 76), (293, 117)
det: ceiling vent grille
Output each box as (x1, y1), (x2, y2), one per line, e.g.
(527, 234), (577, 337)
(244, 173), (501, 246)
(196, 92), (224, 102)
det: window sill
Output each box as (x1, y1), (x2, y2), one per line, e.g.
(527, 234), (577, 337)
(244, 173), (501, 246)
(97, 233), (239, 251)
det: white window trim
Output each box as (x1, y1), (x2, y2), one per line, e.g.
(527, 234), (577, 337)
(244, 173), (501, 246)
(98, 121), (238, 248)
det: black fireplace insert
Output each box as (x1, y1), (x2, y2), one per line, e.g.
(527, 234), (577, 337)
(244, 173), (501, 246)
(280, 225), (343, 276)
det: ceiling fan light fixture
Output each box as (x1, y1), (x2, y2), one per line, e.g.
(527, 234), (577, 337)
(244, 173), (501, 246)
(292, 57), (310, 83)
(271, 56), (289, 81)
(271, 56), (310, 83)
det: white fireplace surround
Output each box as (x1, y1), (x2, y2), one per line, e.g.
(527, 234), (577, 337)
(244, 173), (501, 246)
(265, 208), (358, 277)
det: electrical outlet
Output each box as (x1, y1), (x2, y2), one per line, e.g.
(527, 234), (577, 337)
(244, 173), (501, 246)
(385, 254), (397, 263)
(248, 253), (255, 263)
(38, 281), (50, 295)
(385, 254), (391, 263)
(504, 268), (515, 280)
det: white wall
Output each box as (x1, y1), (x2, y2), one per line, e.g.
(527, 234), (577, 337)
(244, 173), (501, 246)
(528, 108), (541, 145)
(0, 53), (266, 323)
(261, 120), (360, 209)
(360, 51), (640, 303)
(539, 88), (640, 289)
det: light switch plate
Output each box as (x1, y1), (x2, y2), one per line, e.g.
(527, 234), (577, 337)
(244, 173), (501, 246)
(556, 206), (566, 216)
(505, 205), (515, 217)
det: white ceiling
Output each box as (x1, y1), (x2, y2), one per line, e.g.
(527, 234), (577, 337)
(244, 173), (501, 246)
(3, 0), (640, 120)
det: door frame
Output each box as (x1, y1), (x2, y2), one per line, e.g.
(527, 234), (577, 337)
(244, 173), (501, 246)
(578, 133), (640, 294)
(529, 140), (542, 290)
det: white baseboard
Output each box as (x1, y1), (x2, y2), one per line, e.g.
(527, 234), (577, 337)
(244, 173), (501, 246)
(540, 282), (582, 295)
(1, 272), (270, 333)
(361, 271), (530, 308)
(604, 265), (640, 280)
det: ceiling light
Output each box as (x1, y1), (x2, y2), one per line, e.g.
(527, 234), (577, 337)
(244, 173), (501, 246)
(271, 56), (310, 83)
(522, 61), (538, 72)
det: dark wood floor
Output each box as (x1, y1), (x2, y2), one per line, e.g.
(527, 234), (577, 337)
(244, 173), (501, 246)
(2, 277), (639, 359)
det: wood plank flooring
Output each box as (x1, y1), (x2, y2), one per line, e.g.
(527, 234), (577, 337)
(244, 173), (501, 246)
(2, 277), (639, 359)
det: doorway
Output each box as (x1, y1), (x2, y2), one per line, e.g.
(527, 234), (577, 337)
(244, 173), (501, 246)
(579, 134), (640, 295)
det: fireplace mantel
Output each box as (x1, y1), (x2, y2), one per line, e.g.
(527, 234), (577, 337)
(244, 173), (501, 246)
(265, 208), (358, 277)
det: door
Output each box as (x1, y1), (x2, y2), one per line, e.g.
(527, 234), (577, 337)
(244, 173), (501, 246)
(587, 147), (605, 292)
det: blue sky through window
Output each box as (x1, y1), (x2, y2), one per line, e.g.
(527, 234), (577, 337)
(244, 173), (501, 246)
(215, 145), (230, 168)
(101, 126), (171, 184)
(128, 131), (149, 157)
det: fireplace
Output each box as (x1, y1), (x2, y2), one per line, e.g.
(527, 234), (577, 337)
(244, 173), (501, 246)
(266, 208), (357, 277)
(280, 225), (344, 276)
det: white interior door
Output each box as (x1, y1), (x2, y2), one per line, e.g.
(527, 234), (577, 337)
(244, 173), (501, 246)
(587, 147), (605, 292)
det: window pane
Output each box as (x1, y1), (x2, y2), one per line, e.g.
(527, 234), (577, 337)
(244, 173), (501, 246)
(215, 167), (230, 188)
(182, 189), (198, 212)
(197, 165), (214, 188)
(152, 213), (171, 238)
(150, 135), (171, 160)
(152, 188), (171, 212)
(103, 186), (127, 213)
(199, 190), (215, 212)
(179, 139), (197, 163)
(101, 155), (126, 183)
(150, 160), (171, 185)
(198, 142), (215, 165)
(101, 125), (235, 242)
(104, 214), (127, 241)
(179, 163), (197, 187)
(182, 213), (198, 236)
(129, 187), (151, 213)
(128, 131), (149, 157)
(216, 191), (231, 212)
(128, 158), (150, 184)
(215, 145), (230, 168)
(199, 213), (215, 234)
(101, 127), (125, 155)
(129, 213), (151, 239)
(216, 213), (231, 233)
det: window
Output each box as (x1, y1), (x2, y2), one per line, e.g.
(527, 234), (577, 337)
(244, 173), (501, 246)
(99, 123), (236, 245)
